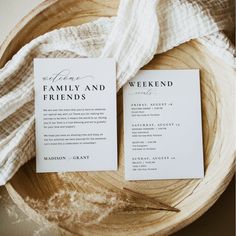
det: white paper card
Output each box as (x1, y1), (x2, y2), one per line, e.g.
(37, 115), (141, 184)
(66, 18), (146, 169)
(123, 70), (204, 180)
(34, 58), (117, 172)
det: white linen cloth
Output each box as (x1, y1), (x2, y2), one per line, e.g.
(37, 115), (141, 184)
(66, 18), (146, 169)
(0, 0), (235, 185)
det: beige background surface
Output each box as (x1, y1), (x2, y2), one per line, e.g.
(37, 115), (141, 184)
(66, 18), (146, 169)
(0, 0), (235, 235)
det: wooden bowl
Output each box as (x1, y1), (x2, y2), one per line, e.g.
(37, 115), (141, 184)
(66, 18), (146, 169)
(0, 1), (235, 235)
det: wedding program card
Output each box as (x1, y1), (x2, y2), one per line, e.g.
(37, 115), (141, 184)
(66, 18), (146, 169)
(123, 70), (204, 180)
(34, 58), (117, 172)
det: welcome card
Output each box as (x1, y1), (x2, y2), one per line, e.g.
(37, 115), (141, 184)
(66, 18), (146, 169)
(34, 58), (117, 172)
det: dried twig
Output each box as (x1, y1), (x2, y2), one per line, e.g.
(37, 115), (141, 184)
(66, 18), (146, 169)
(123, 187), (180, 212)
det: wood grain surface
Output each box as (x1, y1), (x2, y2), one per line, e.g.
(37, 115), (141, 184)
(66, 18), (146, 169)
(0, 0), (235, 235)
